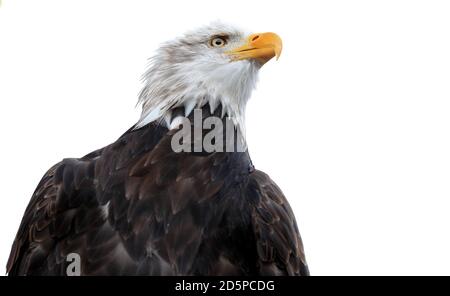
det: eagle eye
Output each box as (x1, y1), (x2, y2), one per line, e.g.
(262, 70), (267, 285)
(209, 36), (228, 48)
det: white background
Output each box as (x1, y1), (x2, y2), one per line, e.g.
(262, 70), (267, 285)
(1, 0), (449, 276)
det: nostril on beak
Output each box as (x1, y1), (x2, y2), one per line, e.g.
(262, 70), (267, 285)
(251, 35), (260, 42)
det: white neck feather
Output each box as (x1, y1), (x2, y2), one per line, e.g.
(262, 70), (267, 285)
(135, 58), (260, 139)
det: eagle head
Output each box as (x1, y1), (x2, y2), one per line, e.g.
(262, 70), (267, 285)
(136, 22), (282, 135)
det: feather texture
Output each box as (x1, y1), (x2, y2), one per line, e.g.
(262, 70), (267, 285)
(135, 21), (260, 141)
(7, 106), (308, 276)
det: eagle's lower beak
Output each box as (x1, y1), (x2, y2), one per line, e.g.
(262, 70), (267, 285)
(226, 32), (282, 65)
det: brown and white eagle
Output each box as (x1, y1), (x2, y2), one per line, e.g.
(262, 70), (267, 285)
(7, 22), (309, 276)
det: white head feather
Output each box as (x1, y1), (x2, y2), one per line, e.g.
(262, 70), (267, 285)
(135, 22), (263, 138)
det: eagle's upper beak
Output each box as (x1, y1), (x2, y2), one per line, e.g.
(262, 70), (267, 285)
(226, 32), (282, 65)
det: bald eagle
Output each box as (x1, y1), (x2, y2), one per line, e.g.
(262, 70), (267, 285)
(7, 22), (309, 276)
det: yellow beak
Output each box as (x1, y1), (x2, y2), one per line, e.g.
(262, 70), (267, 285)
(226, 32), (282, 65)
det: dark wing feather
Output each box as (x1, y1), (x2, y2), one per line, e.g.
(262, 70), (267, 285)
(248, 170), (309, 276)
(6, 164), (59, 275)
(6, 156), (102, 275)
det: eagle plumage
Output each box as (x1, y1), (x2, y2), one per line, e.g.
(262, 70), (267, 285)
(7, 22), (309, 276)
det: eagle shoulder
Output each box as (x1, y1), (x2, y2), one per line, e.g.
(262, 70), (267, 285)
(6, 155), (101, 275)
(247, 170), (309, 276)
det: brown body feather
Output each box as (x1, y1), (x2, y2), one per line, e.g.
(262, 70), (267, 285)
(7, 106), (308, 276)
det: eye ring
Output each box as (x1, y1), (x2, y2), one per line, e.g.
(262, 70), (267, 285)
(209, 36), (228, 48)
